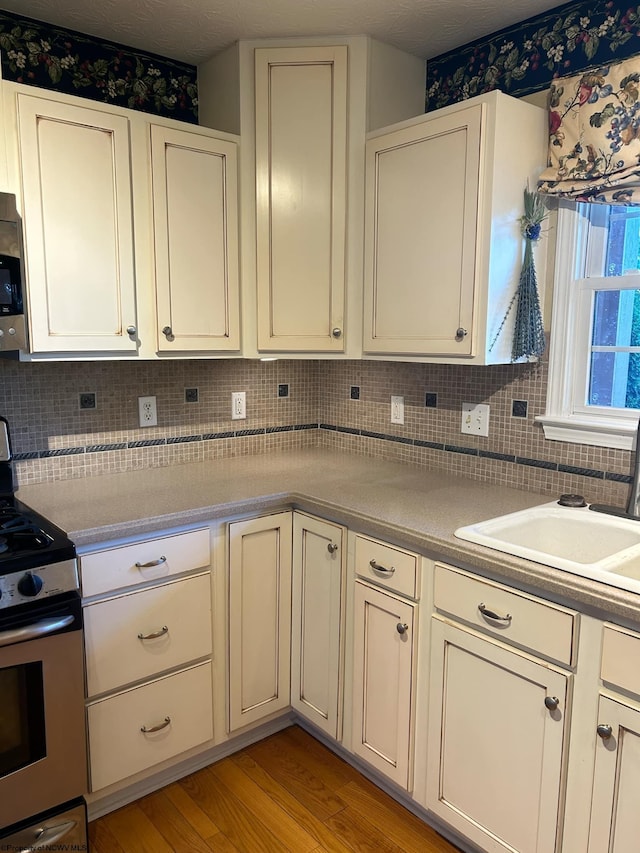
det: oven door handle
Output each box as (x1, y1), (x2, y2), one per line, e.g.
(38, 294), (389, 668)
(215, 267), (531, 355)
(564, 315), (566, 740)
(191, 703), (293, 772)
(0, 613), (75, 648)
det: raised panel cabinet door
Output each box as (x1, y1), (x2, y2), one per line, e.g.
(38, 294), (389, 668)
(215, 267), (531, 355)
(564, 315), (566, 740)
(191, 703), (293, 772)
(426, 618), (569, 853)
(151, 124), (240, 352)
(352, 580), (416, 789)
(588, 695), (640, 852)
(363, 104), (482, 356)
(291, 513), (345, 739)
(17, 94), (137, 352)
(228, 512), (292, 731)
(255, 46), (347, 352)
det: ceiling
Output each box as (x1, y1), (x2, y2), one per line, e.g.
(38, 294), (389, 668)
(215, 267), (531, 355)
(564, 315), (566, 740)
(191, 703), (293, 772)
(0, 0), (564, 66)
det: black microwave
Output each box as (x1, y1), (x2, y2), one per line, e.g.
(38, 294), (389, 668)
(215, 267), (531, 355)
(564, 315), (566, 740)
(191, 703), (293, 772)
(0, 193), (27, 353)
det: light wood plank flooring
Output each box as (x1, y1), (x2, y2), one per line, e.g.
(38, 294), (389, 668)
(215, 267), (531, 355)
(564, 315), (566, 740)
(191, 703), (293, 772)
(89, 725), (462, 852)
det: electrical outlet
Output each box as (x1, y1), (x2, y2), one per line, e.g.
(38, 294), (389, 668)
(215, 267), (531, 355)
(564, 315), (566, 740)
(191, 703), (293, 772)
(232, 391), (246, 420)
(138, 396), (157, 428)
(461, 402), (490, 436)
(391, 395), (404, 425)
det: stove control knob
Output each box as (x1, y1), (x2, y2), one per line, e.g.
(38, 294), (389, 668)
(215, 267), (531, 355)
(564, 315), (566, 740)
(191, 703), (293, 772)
(17, 572), (43, 597)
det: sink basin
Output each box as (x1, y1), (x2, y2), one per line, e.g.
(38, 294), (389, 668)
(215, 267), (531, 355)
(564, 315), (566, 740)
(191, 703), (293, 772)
(454, 502), (640, 593)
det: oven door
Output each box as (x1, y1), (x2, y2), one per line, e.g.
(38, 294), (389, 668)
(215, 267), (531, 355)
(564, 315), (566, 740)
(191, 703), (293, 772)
(0, 595), (87, 829)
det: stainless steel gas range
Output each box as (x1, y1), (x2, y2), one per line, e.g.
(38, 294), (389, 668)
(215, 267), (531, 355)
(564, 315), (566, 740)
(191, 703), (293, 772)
(0, 417), (88, 850)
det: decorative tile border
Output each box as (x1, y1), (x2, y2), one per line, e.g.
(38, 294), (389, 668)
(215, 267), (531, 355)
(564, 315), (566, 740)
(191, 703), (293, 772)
(12, 424), (321, 460)
(0, 10), (198, 122)
(319, 423), (629, 483)
(426, 0), (640, 110)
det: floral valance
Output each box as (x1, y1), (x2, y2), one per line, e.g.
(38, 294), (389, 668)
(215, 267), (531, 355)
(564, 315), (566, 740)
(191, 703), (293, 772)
(538, 56), (640, 204)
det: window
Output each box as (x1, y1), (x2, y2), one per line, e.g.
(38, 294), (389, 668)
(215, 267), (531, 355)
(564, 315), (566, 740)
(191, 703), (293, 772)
(540, 201), (640, 450)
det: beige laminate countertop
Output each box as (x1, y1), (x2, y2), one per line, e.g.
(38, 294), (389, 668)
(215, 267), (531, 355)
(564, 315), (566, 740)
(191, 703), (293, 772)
(16, 447), (640, 624)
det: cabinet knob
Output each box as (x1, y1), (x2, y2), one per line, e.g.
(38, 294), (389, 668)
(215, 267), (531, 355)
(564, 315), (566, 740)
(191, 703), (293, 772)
(327, 543), (338, 554)
(126, 325), (137, 337)
(162, 326), (174, 340)
(455, 327), (468, 342)
(544, 696), (560, 711)
(597, 724), (613, 740)
(332, 328), (343, 339)
(396, 622), (409, 635)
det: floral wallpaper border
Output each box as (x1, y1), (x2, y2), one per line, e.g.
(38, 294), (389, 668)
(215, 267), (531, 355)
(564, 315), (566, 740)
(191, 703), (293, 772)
(426, 0), (640, 111)
(0, 9), (198, 122)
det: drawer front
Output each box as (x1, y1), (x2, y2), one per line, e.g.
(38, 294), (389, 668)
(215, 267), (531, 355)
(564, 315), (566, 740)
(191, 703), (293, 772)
(354, 534), (420, 599)
(80, 528), (210, 598)
(88, 661), (213, 792)
(84, 572), (212, 697)
(434, 564), (576, 666)
(601, 624), (640, 696)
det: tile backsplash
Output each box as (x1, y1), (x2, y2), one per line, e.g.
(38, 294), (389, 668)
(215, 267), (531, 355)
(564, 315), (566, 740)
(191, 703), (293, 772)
(0, 356), (633, 506)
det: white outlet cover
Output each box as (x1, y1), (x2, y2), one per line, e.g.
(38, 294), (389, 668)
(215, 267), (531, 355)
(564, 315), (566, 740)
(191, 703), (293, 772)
(138, 395), (157, 428)
(231, 391), (246, 420)
(391, 395), (404, 425)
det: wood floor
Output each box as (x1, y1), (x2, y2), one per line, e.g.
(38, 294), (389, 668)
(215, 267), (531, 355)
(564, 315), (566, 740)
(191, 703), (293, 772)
(89, 725), (462, 853)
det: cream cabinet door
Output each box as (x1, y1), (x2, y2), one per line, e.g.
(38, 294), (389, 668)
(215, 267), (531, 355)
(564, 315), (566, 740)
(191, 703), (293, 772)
(228, 512), (292, 731)
(255, 46), (347, 352)
(150, 124), (240, 352)
(363, 104), (482, 356)
(352, 580), (416, 789)
(17, 94), (137, 353)
(291, 513), (345, 739)
(588, 695), (640, 852)
(427, 618), (568, 853)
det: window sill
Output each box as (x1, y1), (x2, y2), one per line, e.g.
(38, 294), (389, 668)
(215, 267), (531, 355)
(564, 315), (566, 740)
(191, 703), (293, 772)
(536, 414), (637, 450)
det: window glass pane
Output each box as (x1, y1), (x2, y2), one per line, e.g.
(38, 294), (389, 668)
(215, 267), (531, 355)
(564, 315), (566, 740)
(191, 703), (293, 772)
(0, 662), (46, 778)
(604, 208), (640, 275)
(588, 349), (640, 408)
(591, 290), (640, 346)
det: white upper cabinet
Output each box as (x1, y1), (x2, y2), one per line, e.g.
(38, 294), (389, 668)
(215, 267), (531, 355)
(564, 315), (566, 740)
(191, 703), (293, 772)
(17, 93), (138, 354)
(2, 82), (240, 359)
(197, 36), (426, 358)
(150, 124), (240, 353)
(363, 90), (547, 364)
(254, 46), (347, 352)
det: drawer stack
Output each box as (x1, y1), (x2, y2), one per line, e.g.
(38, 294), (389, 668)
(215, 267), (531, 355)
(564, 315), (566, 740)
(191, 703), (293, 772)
(80, 528), (214, 792)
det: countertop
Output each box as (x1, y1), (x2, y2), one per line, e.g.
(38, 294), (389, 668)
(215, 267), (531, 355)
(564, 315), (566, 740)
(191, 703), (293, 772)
(16, 447), (640, 624)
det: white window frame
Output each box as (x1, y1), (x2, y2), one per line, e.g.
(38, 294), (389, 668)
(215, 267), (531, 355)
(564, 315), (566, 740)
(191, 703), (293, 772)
(538, 201), (640, 450)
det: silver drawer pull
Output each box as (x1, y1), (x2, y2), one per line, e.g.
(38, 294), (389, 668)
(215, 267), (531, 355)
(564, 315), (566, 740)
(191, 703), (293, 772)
(597, 724), (613, 740)
(137, 625), (169, 641)
(396, 622), (409, 635)
(478, 602), (512, 624)
(544, 696), (560, 711)
(369, 559), (395, 575)
(141, 716), (171, 734)
(135, 555), (167, 569)
(327, 543), (339, 554)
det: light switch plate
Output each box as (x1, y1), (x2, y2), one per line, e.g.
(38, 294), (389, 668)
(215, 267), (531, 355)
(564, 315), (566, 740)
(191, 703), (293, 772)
(461, 402), (490, 436)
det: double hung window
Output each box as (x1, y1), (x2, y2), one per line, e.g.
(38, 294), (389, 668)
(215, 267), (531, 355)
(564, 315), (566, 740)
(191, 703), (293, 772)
(541, 202), (640, 449)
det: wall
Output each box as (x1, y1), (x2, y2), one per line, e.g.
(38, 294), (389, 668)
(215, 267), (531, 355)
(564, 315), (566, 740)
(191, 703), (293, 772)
(0, 355), (632, 507)
(0, 5), (636, 509)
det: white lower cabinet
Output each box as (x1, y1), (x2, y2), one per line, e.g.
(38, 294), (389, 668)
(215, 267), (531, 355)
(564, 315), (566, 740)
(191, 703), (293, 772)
(350, 533), (421, 790)
(227, 512), (293, 731)
(586, 623), (640, 852)
(425, 563), (575, 853)
(427, 619), (568, 853)
(352, 580), (417, 789)
(88, 662), (213, 792)
(291, 512), (345, 739)
(80, 527), (214, 794)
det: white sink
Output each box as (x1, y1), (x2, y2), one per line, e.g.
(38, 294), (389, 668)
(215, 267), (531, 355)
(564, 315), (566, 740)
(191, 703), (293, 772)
(454, 502), (640, 593)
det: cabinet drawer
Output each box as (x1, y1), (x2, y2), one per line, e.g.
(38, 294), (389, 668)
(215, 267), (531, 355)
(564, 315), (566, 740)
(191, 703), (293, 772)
(434, 564), (577, 666)
(88, 661), (213, 792)
(601, 624), (640, 696)
(354, 534), (420, 599)
(84, 572), (212, 697)
(80, 528), (210, 598)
